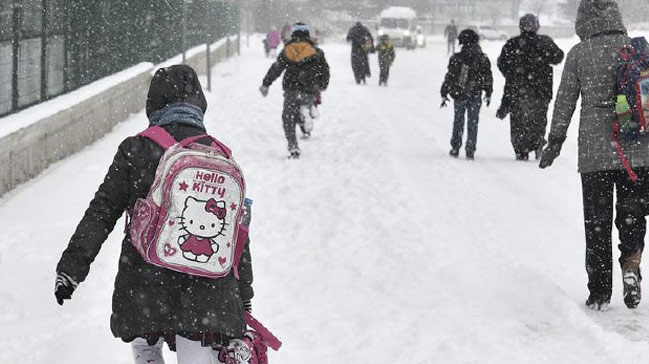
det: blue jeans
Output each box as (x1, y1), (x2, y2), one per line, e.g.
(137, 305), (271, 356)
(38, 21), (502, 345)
(451, 96), (482, 154)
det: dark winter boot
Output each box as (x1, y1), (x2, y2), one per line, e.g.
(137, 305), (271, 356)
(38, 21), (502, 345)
(515, 152), (529, 161)
(623, 270), (642, 309)
(466, 151), (475, 160)
(585, 294), (610, 311)
(449, 149), (459, 158)
(535, 147), (544, 160)
(622, 251), (642, 309)
(288, 146), (301, 159)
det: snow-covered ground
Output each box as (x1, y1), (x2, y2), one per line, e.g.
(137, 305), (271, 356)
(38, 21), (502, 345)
(2, 34), (649, 364)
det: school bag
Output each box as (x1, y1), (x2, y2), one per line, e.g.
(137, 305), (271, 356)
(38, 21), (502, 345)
(447, 59), (476, 99)
(612, 37), (649, 182)
(129, 126), (249, 279)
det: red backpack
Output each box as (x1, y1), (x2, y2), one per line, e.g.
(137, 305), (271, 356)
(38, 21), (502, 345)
(613, 37), (649, 182)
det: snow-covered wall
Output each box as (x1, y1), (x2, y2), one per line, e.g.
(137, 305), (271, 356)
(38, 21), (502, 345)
(0, 37), (240, 198)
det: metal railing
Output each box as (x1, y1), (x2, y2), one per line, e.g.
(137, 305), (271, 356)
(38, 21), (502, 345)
(0, 0), (239, 117)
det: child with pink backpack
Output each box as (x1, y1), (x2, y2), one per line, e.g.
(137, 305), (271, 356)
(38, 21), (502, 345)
(55, 65), (280, 364)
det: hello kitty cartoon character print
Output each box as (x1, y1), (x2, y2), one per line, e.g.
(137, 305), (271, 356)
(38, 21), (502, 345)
(178, 197), (227, 263)
(130, 127), (248, 279)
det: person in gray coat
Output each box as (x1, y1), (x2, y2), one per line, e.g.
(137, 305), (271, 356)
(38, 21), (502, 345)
(539, 0), (648, 310)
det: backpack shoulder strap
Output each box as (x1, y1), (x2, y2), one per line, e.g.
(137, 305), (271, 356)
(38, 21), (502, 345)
(138, 126), (177, 150)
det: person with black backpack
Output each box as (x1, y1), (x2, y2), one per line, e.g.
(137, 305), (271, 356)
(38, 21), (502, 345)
(441, 29), (493, 160)
(497, 14), (564, 161)
(539, 0), (649, 311)
(259, 22), (330, 159)
(54, 65), (257, 363)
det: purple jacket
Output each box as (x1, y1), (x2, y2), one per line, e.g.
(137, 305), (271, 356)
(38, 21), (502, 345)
(267, 30), (281, 49)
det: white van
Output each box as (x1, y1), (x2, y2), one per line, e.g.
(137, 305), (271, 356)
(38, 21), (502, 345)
(377, 6), (417, 49)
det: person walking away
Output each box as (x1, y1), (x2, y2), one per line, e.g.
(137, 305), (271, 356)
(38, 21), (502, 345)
(376, 34), (396, 86)
(539, 0), (648, 311)
(54, 65), (256, 363)
(347, 22), (374, 85)
(267, 26), (281, 58)
(498, 14), (564, 161)
(444, 20), (459, 56)
(441, 29), (493, 160)
(259, 22), (330, 159)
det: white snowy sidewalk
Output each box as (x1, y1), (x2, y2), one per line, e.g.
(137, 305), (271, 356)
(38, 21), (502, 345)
(1, 35), (649, 364)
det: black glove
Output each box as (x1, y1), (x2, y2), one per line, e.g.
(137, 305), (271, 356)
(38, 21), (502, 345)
(55, 272), (78, 305)
(243, 299), (252, 313)
(539, 143), (562, 169)
(441, 96), (450, 108)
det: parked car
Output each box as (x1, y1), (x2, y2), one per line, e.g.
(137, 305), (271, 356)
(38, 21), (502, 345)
(414, 25), (426, 48)
(470, 25), (508, 41)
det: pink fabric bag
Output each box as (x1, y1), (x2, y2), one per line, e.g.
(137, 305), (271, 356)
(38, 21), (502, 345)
(217, 313), (282, 364)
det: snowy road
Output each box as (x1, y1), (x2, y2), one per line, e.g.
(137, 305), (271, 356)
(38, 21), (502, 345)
(1, 35), (649, 363)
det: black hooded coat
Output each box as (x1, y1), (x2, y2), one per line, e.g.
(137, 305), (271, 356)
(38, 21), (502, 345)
(56, 65), (254, 345)
(441, 43), (493, 101)
(498, 32), (564, 103)
(347, 23), (374, 83)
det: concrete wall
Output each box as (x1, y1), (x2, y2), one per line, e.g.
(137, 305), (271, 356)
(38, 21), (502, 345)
(0, 36), (240, 198)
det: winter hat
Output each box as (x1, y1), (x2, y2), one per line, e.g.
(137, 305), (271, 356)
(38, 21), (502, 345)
(146, 65), (207, 118)
(575, 0), (626, 41)
(458, 29), (479, 45)
(519, 13), (540, 33)
(291, 22), (310, 38)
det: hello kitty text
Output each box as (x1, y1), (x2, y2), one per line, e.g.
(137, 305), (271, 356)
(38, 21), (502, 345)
(191, 171), (228, 198)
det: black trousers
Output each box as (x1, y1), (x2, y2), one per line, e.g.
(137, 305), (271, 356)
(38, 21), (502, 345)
(581, 168), (649, 301)
(379, 63), (390, 84)
(351, 50), (370, 84)
(510, 98), (549, 155)
(282, 91), (315, 150)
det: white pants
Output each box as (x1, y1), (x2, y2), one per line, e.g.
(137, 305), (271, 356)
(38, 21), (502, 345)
(132, 336), (219, 364)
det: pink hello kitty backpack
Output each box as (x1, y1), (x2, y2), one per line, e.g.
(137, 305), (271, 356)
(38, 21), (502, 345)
(129, 126), (248, 279)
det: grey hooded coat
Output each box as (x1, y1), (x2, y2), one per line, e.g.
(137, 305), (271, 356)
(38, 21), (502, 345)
(547, 0), (649, 174)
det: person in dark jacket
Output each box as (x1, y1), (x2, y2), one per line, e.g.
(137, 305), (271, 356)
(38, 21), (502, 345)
(347, 22), (374, 85)
(376, 34), (396, 86)
(444, 20), (459, 56)
(259, 22), (330, 159)
(441, 29), (493, 160)
(497, 14), (564, 160)
(55, 65), (254, 363)
(540, 0), (649, 311)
